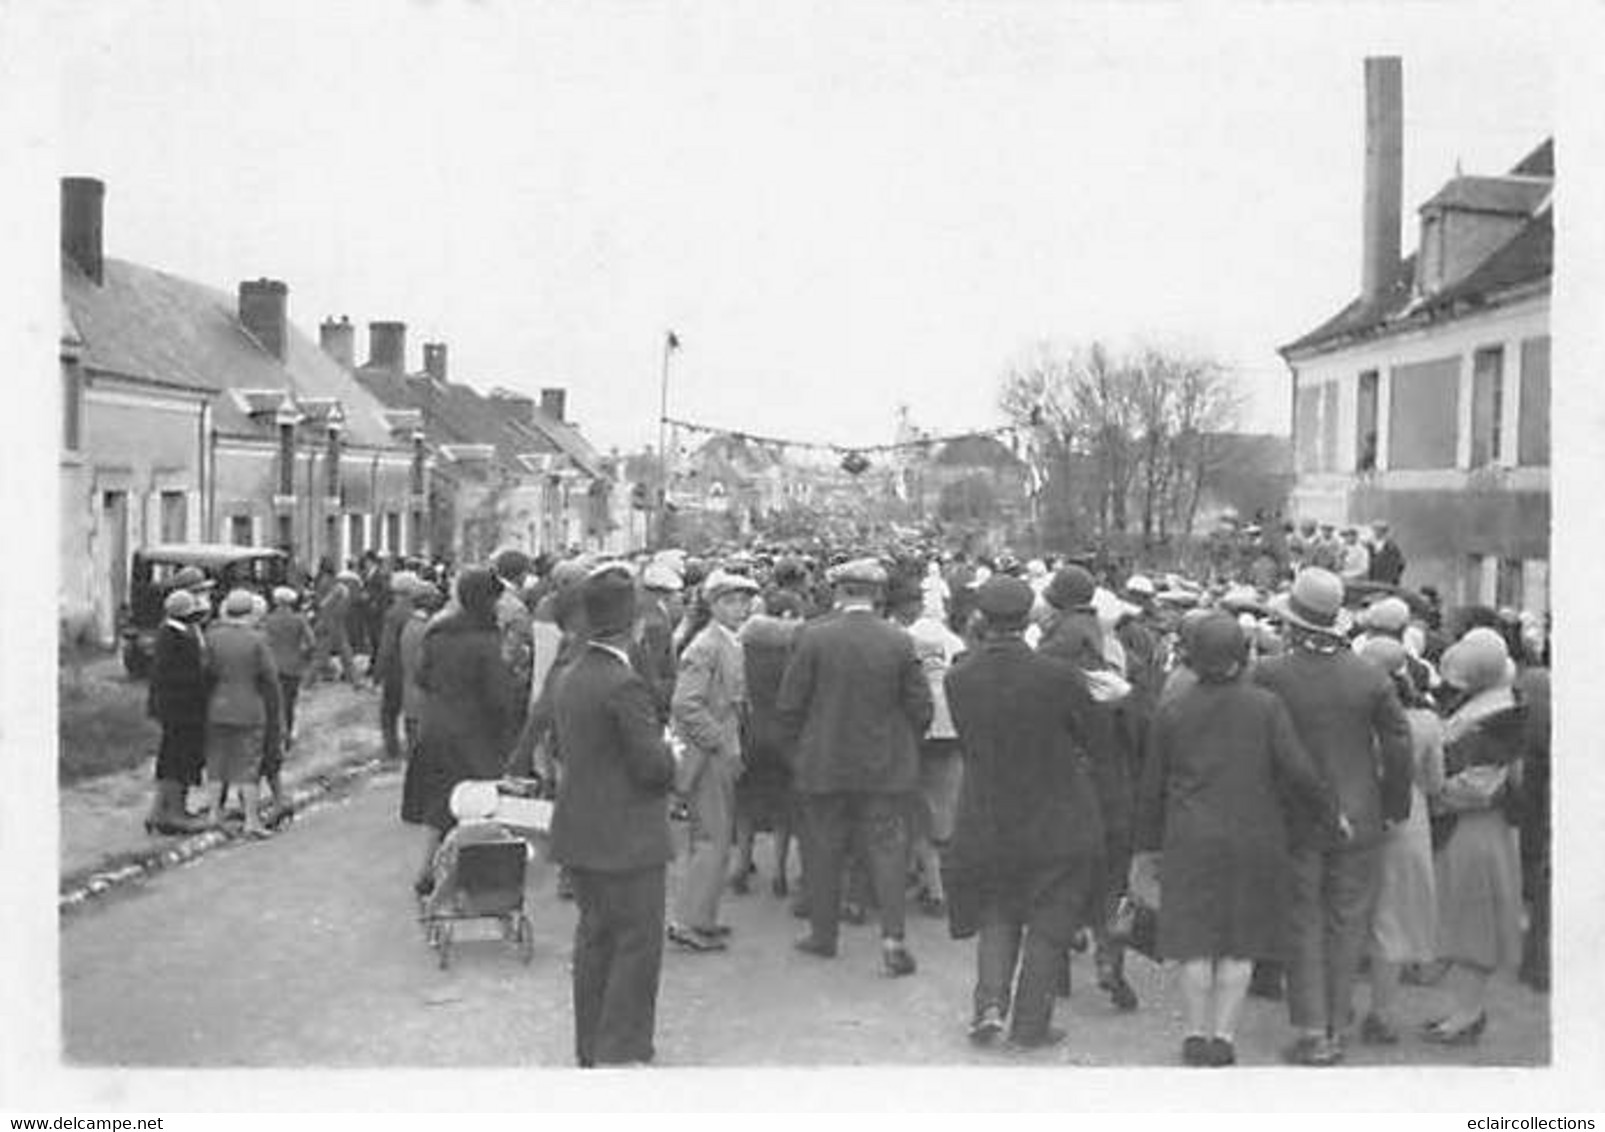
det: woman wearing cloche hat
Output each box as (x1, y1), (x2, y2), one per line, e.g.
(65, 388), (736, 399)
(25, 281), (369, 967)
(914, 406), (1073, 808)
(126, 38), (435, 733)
(1425, 626), (1527, 1045)
(202, 589), (284, 838)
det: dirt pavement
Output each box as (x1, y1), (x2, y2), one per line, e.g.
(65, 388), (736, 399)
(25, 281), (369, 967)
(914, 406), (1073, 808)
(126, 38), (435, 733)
(60, 769), (1549, 1069)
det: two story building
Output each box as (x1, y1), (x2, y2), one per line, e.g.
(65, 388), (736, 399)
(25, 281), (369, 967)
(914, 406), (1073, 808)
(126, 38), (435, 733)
(1279, 59), (1551, 613)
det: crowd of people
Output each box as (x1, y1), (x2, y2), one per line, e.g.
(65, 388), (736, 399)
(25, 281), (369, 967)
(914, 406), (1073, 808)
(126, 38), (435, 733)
(139, 531), (1551, 1070)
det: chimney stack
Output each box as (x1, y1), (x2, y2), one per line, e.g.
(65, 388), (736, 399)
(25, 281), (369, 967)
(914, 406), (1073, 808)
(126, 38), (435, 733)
(320, 316), (355, 369)
(61, 177), (106, 285)
(423, 342), (448, 382)
(1361, 56), (1404, 304)
(368, 320), (407, 372)
(239, 278), (289, 360)
(540, 387), (567, 423)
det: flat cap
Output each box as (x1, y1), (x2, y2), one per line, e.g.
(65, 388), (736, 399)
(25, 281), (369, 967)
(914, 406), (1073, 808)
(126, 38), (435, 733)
(828, 557), (888, 586)
(975, 576), (1035, 622)
(703, 569), (761, 601)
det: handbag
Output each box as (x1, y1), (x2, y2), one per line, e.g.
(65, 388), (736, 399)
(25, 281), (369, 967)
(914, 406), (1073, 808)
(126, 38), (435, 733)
(1107, 894), (1159, 961)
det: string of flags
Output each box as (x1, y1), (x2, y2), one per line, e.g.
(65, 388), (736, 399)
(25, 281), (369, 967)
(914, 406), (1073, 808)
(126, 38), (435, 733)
(659, 414), (1030, 477)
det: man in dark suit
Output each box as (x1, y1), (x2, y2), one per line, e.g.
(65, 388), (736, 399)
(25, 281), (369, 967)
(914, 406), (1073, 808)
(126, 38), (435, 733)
(1366, 521), (1406, 586)
(944, 576), (1104, 1049)
(1258, 567), (1412, 1066)
(550, 564), (677, 1067)
(778, 557), (933, 976)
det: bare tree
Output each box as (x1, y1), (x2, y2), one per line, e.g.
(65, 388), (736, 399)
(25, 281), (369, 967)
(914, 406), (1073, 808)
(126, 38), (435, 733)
(1000, 339), (1246, 553)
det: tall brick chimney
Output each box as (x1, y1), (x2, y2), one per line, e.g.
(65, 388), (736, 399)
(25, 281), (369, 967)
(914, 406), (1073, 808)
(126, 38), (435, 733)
(422, 342), (448, 382)
(320, 315), (355, 369)
(540, 387), (567, 423)
(239, 278), (289, 360)
(368, 321), (407, 372)
(1361, 57), (1403, 305)
(61, 177), (106, 285)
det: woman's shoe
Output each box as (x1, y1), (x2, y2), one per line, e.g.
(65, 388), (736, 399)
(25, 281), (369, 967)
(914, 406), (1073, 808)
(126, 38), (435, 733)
(1360, 1013), (1400, 1045)
(1209, 1038), (1236, 1066)
(1423, 1012), (1487, 1046)
(1182, 1035), (1212, 1066)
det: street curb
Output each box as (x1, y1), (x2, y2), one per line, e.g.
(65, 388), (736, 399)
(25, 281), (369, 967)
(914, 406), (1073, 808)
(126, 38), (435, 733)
(58, 755), (393, 914)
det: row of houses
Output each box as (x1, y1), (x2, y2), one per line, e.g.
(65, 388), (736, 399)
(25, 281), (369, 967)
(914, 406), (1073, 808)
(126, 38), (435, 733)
(1279, 58), (1553, 614)
(59, 176), (617, 646)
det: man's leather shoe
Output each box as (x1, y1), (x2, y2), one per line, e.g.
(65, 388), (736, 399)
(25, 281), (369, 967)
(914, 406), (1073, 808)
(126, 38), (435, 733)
(968, 1005), (1006, 1045)
(1281, 1034), (1341, 1066)
(1182, 1035), (1212, 1066)
(793, 935), (837, 959)
(881, 942), (917, 977)
(1209, 1038), (1236, 1066)
(667, 924), (726, 952)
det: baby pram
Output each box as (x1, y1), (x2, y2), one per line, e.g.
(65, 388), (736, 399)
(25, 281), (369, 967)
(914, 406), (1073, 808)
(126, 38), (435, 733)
(421, 778), (552, 969)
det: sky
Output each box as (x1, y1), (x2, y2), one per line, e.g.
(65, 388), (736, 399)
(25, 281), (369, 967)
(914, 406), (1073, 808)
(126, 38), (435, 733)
(55, 0), (1556, 456)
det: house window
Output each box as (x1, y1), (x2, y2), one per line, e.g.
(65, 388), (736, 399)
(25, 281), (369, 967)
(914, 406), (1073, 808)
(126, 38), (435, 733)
(1388, 357), (1460, 470)
(276, 514), (294, 553)
(325, 515), (340, 565)
(1518, 336), (1550, 466)
(1496, 557), (1523, 610)
(278, 422), (296, 496)
(63, 364), (82, 451)
(230, 515), (253, 547)
(1320, 383), (1339, 471)
(411, 509), (425, 555)
(385, 512), (401, 556)
(348, 514), (366, 560)
(1355, 370), (1379, 472)
(159, 491), (188, 543)
(1471, 346), (1504, 467)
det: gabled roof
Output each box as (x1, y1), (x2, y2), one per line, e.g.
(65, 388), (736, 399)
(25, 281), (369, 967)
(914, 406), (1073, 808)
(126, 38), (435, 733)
(354, 368), (605, 481)
(1512, 138), (1554, 177)
(64, 256), (401, 447)
(1420, 176), (1550, 216)
(1421, 208), (1553, 315)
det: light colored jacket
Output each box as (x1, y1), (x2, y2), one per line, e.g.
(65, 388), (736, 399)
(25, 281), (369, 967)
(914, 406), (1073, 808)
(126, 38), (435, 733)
(204, 620), (280, 728)
(671, 621), (746, 763)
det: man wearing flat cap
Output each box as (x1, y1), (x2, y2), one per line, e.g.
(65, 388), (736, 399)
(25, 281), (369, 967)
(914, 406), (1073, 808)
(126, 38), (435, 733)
(551, 564), (677, 1067)
(942, 575), (1105, 1049)
(778, 557), (933, 976)
(667, 569), (759, 952)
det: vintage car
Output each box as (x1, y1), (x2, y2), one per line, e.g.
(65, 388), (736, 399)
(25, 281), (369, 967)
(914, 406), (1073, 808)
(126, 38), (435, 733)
(119, 544), (290, 677)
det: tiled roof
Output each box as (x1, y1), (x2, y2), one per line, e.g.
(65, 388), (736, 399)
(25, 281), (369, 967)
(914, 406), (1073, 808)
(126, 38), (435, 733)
(1420, 175), (1550, 216)
(64, 256), (402, 447)
(1281, 137), (1554, 359)
(354, 368), (604, 481)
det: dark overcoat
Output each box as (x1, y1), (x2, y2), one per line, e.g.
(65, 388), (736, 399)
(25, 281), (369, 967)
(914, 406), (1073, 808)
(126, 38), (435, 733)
(550, 644), (676, 872)
(1135, 676), (1338, 961)
(148, 621), (208, 785)
(775, 608), (933, 795)
(941, 638), (1105, 938)
(1253, 646), (1413, 850)
(1039, 607), (1132, 841)
(403, 611), (516, 830)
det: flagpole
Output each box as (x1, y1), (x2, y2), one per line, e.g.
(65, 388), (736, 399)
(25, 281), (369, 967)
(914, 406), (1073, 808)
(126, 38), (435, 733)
(656, 331), (675, 549)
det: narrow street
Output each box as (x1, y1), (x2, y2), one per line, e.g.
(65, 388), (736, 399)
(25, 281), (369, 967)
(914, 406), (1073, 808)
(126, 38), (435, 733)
(60, 770), (1549, 1069)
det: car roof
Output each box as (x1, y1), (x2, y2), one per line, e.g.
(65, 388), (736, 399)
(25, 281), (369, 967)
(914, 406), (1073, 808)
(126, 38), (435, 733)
(136, 543), (288, 567)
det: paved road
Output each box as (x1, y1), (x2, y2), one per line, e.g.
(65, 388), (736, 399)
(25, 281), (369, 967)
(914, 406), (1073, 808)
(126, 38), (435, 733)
(61, 771), (1549, 1068)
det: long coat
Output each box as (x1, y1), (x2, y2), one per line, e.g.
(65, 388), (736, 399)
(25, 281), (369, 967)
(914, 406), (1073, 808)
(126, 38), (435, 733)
(1039, 606), (1132, 842)
(403, 612), (516, 830)
(203, 620), (281, 733)
(775, 607), (933, 795)
(148, 620), (208, 785)
(941, 638), (1105, 938)
(1253, 645), (1413, 850)
(1135, 675), (1338, 961)
(550, 644), (676, 872)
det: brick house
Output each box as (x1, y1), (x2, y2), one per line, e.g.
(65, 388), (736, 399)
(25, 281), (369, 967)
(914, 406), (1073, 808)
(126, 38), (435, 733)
(348, 334), (612, 563)
(61, 176), (419, 643)
(1278, 60), (1551, 612)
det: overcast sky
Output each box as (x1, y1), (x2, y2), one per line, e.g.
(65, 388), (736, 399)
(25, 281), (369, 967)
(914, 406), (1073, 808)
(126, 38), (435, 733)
(58, 1), (1554, 455)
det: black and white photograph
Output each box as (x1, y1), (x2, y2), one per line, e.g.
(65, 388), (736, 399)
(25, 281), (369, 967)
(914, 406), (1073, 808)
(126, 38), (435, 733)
(4, 0), (1604, 1116)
